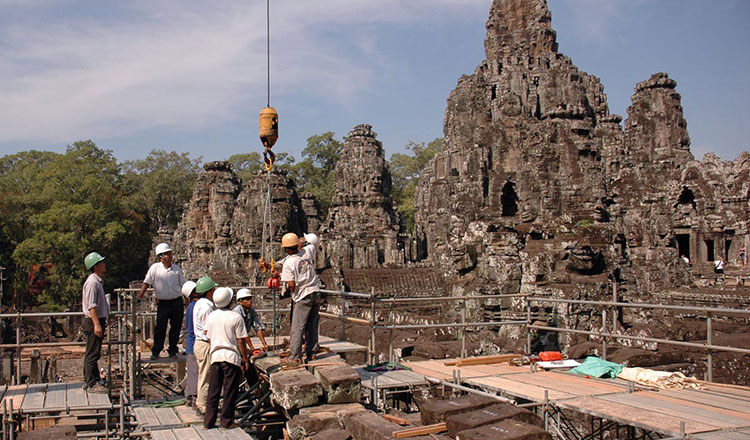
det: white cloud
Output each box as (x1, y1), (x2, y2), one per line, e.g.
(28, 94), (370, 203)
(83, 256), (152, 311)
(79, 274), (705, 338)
(0, 0), (488, 146)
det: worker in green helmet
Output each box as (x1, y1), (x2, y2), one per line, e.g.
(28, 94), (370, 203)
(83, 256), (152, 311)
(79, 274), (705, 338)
(81, 252), (110, 393)
(192, 275), (218, 414)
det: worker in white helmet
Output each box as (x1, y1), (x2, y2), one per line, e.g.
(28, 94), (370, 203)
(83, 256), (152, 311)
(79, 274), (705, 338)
(233, 288), (266, 389)
(204, 287), (250, 429)
(138, 243), (187, 360)
(298, 233), (319, 264)
(280, 232), (321, 365)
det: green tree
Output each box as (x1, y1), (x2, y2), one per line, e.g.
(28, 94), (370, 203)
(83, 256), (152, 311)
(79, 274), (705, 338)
(123, 149), (202, 232)
(389, 138), (444, 231)
(0, 151), (59, 305)
(228, 151), (296, 182)
(289, 132), (341, 218)
(11, 141), (149, 308)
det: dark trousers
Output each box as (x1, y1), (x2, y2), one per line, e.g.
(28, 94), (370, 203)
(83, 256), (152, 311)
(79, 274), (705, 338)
(204, 362), (242, 429)
(82, 318), (106, 388)
(152, 297), (184, 356)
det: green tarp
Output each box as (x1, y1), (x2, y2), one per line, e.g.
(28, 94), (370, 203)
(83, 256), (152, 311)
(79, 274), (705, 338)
(568, 356), (623, 379)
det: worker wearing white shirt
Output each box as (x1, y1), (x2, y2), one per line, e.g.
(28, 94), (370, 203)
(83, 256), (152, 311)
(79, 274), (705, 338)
(137, 243), (187, 360)
(203, 287), (250, 429)
(192, 275), (218, 414)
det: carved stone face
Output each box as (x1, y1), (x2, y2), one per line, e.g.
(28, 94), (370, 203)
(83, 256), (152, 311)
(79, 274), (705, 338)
(566, 245), (605, 275)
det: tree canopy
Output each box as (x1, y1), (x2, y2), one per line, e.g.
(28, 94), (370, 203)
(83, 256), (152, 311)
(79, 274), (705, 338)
(389, 138), (444, 230)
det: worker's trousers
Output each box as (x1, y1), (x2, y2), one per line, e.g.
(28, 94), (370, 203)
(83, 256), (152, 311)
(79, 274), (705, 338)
(152, 297), (184, 357)
(204, 362), (241, 429)
(185, 353), (198, 404)
(194, 340), (211, 412)
(289, 292), (321, 361)
(82, 318), (106, 388)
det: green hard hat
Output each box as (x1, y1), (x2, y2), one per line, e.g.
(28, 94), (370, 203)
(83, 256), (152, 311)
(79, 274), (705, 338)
(84, 252), (106, 270)
(195, 276), (218, 294)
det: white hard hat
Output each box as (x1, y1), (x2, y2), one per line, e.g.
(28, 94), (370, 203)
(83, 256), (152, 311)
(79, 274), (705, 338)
(181, 281), (196, 297)
(155, 243), (172, 256)
(236, 288), (253, 301)
(213, 287), (234, 308)
(303, 233), (320, 247)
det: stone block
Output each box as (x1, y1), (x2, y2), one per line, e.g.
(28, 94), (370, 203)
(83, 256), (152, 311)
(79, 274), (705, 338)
(343, 410), (401, 440)
(270, 368), (323, 410)
(456, 419), (551, 440)
(419, 394), (497, 425)
(287, 413), (342, 440)
(315, 364), (362, 404)
(18, 426), (76, 440)
(446, 403), (543, 437)
(254, 356), (282, 375)
(310, 429), (352, 440)
(287, 403), (365, 440)
(307, 354), (344, 373)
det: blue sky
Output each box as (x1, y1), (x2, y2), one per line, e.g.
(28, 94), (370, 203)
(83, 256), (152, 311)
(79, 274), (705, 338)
(0, 0), (748, 163)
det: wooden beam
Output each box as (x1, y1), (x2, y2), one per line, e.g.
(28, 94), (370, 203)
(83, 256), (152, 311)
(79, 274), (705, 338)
(444, 354), (521, 367)
(393, 422), (447, 438)
(381, 414), (409, 426)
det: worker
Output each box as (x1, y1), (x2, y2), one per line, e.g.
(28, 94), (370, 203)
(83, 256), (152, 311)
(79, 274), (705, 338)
(81, 252), (110, 393)
(138, 243), (187, 360)
(233, 289), (268, 350)
(298, 232), (320, 263)
(193, 275), (218, 414)
(233, 289), (266, 389)
(280, 232), (321, 365)
(204, 287), (250, 430)
(182, 280), (198, 408)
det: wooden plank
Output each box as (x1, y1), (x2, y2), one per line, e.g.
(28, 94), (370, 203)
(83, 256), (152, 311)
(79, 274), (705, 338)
(448, 354), (520, 367)
(20, 384), (47, 411)
(466, 376), (575, 401)
(134, 407), (158, 429)
(643, 390), (750, 422)
(221, 428), (252, 440)
(150, 430), (179, 440)
(44, 383), (67, 409)
(458, 364), (527, 377)
(597, 393), (749, 428)
(557, 396), (719, 435)
(690, 428), (750, 440)
(171, 427), (204, 440)
(660, 389), (750, 412)
(1, 384), (27, 411)
(86, 390), (111, 407)
(66, 383), (88, 408)
(703, 384), (750, 401)
(197, 427), (228, 440)
(393, 422), (447, 438)
(504, 372), (623, 397)
(152, 407), (183, 429)
(174, 404), (202, 425)
(0, 385), (7, 402)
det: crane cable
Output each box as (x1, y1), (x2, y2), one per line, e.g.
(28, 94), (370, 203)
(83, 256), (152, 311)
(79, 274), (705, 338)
(257, 0), (278, 352)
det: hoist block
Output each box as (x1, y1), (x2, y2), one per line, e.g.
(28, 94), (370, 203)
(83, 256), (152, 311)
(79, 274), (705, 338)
(259, 106), (279, 149)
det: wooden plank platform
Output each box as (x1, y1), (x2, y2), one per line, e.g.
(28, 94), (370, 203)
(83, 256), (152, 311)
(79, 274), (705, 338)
(174, 404), (203, 425)
(2, 385), (27, 410)
(404, 359), (527, 381)
(356, 367), (429, 390)
(134, 406), (183, 431)
(153, 426), (252, 440)
(694, 427), (750, 439)
(0, 382), (111, 413)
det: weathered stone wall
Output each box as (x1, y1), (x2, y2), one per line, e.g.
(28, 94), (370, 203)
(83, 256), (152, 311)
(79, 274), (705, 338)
(413, 0), (750, 323)
(320, 124), (404, 270)
(171, 161), (312, 285)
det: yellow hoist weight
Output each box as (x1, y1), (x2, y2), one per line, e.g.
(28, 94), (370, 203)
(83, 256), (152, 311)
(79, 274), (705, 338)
(259, 106), (278, 171)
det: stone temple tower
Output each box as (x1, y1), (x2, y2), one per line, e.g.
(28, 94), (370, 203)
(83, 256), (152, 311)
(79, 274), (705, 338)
(321, 124), (403, 269)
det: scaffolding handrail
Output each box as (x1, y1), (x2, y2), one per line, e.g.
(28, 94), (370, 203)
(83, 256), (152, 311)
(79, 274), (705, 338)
(526, 296), (750, 315)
